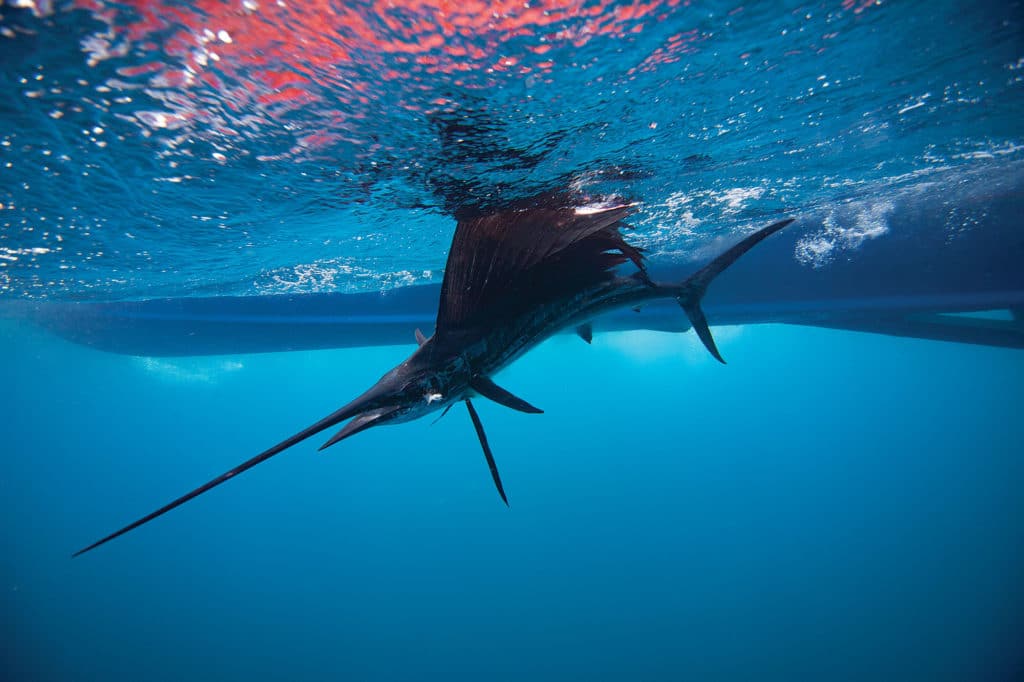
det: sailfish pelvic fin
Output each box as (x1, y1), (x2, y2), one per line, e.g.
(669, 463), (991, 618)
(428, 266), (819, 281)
(464, 399), (509, 505)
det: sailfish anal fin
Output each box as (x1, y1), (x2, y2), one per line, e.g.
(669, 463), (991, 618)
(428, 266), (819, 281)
(435, 201), (639, 339)
(575, 322), (593, 344)
(464, 399), (509, 506)
(470, 376), (543, 414)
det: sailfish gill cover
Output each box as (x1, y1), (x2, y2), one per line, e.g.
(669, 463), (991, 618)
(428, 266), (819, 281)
(1, 2), (1023, 682)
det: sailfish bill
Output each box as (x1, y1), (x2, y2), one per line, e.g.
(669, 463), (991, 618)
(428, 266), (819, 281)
(73, 193), (794, 556)
(71, 399), (375, 557)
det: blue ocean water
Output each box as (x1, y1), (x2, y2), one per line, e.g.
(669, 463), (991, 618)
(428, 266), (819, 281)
(3, 0), (1022, 299)
(3, 321), (1024, 680)
(2, 1), (1024, 681)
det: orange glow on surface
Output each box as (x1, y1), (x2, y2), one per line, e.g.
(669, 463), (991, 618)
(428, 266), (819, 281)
(73, 0), (720, 155)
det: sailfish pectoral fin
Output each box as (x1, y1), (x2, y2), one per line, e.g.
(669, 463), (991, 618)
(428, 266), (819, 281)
(464, 399), (509, 506)
(677, 217), (795, 364)
(430, 403), (455, 426)
(469, 376), (543, 414)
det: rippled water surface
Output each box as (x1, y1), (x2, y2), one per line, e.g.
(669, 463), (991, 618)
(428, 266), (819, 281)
(1, 0), (1021, 299)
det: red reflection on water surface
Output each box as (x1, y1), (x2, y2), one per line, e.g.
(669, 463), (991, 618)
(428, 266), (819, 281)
(75, 1), (691, 135)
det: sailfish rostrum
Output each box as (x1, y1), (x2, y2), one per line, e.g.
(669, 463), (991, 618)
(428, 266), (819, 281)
(73, 195), (793, 556)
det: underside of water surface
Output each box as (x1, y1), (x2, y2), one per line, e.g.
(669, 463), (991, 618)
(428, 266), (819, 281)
(2, 2), (1023, 682)
(1, 0), (1021, 302)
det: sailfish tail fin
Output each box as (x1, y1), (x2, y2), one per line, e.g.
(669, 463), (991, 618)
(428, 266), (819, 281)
(676, 218), (794, 363)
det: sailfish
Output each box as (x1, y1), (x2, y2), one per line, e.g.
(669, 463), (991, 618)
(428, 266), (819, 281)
(73, 194), (793, 556)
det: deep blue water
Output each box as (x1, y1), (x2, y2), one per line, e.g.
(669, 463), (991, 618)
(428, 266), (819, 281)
(3, 0), (1024, 681)
(3, 321), (1024, 680)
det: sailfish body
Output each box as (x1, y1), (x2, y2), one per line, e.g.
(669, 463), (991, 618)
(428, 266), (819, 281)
(74, 195), (793, 556)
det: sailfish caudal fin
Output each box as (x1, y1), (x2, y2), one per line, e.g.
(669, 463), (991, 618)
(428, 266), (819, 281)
(677, 218), (794, 363)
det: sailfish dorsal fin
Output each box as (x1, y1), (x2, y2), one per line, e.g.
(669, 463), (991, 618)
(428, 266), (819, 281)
(435, 199), (642, 337)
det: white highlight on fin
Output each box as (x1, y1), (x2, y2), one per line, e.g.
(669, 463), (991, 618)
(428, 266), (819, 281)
(574, 202), (638, 216)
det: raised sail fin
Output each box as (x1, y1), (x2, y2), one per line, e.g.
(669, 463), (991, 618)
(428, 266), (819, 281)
(436, 200), (639, 337)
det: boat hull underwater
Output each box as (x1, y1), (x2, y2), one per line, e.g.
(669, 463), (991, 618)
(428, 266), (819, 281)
(19, 168), (1024, 357)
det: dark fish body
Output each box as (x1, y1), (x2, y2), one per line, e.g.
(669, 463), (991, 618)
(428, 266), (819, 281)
(372, 280), (647, 417)
(73, 195), (793, 556)
(409, 273), (661, 411)
(459, 274), (668, 373)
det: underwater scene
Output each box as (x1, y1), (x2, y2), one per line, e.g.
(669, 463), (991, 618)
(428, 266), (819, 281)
(2, 1), (1023, 680)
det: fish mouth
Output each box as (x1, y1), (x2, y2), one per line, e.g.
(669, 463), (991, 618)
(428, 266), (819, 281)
(318, 405), (402, 451)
